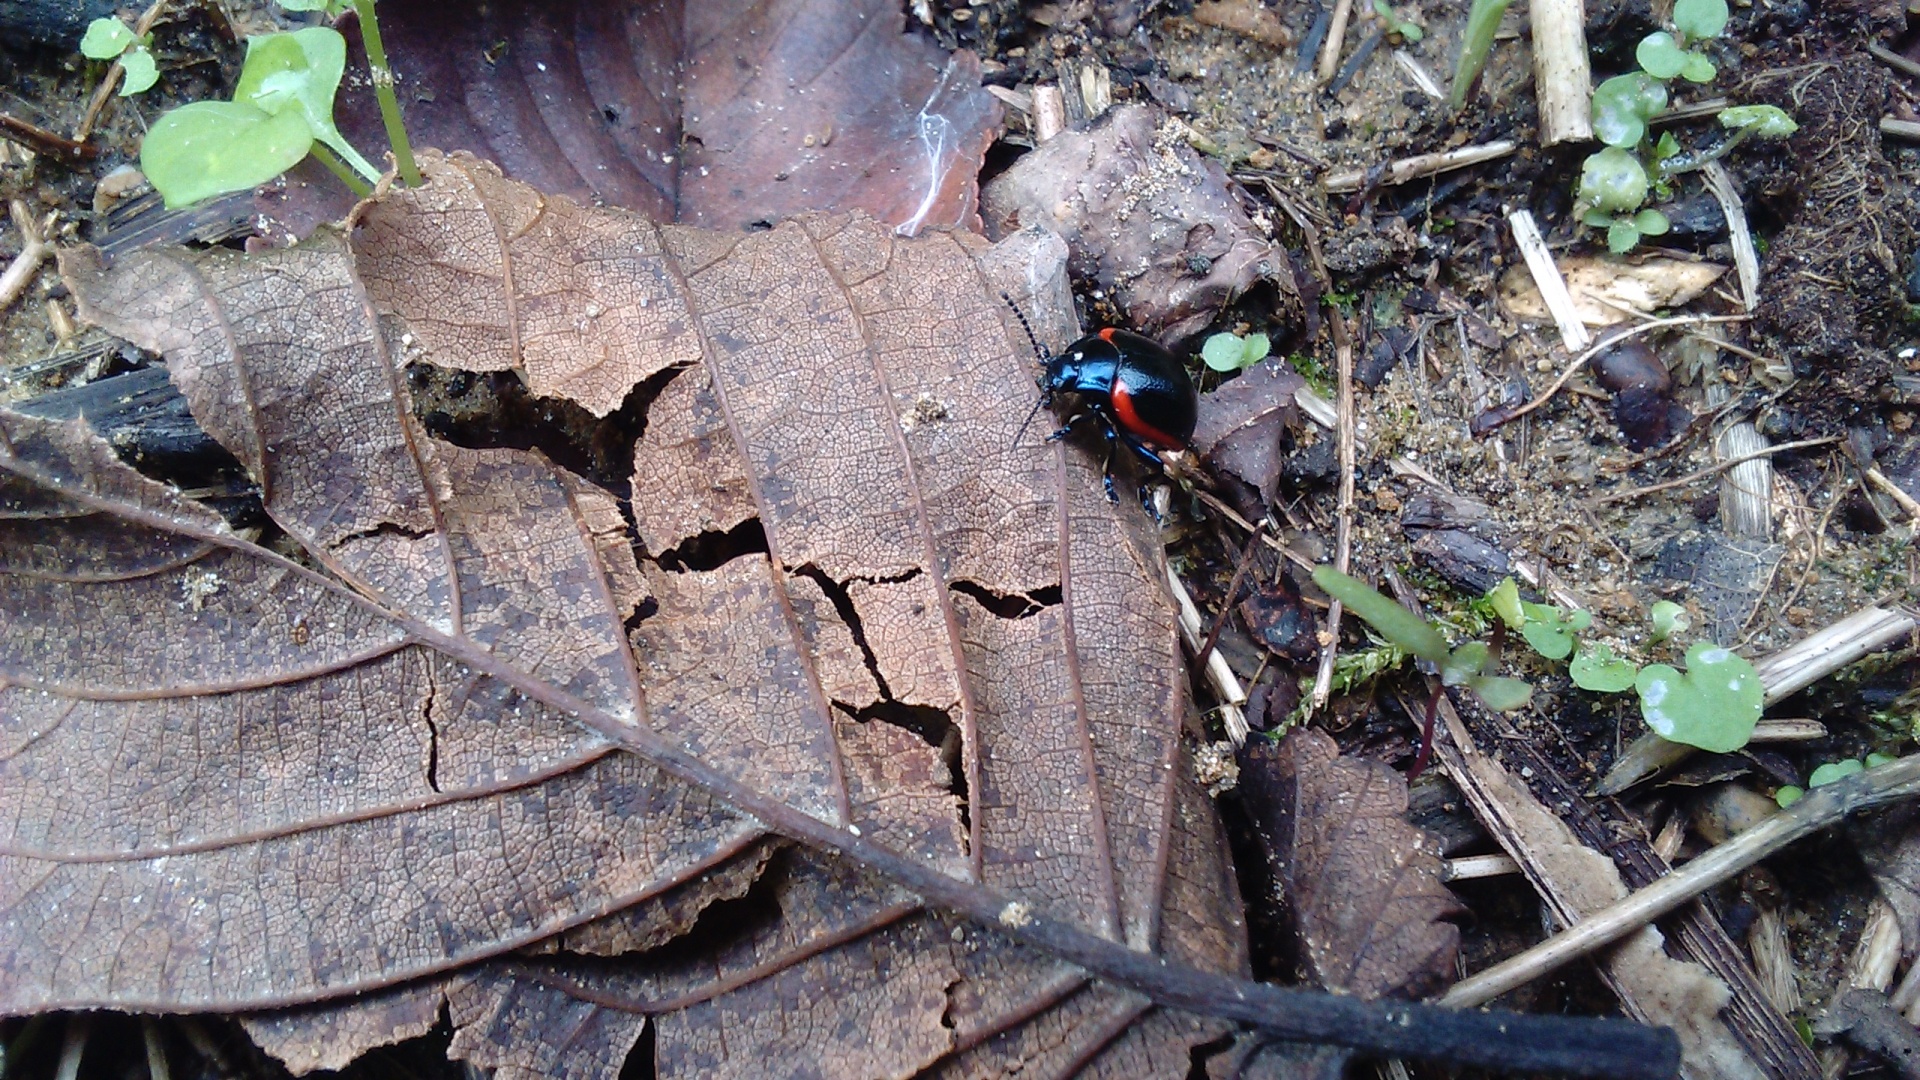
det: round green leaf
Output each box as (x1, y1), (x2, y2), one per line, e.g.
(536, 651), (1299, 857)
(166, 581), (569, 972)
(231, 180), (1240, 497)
(1635, 641), (1763, 753)
(1443, 641), (1491, 685)
(1720, 105), (1798, 139)
(1635, 32), (1687, 79)
(1673, 0), (1729, 40)
(1578, 146), (1649, 214)
(1649, 600), (1689, 642)
(1632, 208), (1671, 236)
(1201, 333), (1249, 372)
(1468, 675), (1533, 712)
(118, 49), (158, 95)
(141, 100), (313, 209)
(1808, 759), (1865, 788)
(1774, 785), (1803, 808)
(1867, 752), (1898, 769)
(236, 27), (380, 182)
(1487, 577), (1523, 629)
(1678, 53), (1717, 83)
(1592, 73), (1668, 148)
(1607, 221), (1641, 253)
(1244, 332), (1271, 364)
(81, 17), (135, 60)
(1570, 643), (1637, 692)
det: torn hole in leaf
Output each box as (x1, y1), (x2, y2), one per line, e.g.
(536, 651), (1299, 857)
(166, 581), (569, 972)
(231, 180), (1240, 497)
(652, 518), (769, 573)
(949, 578), (1062, 619)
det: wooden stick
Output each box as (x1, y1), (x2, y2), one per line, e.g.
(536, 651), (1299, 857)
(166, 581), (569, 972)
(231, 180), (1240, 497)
(0, 200), (51, 316)
(1310, 310), (1357, 711)
(1322, 140), (1516, 193)
(1702, 160), (1758, 311)
(1166, 563), (1251, 745)
(1506, 208), (1590, 351)
(1529, 0), (1593, 145)
(1441, 754), (1920, 1008)
(1316, 0), (1355, 83)
(1883, 117), (1920, 141)
(1863, 463), (1920, 522)
(1868, 42), (1920, 81)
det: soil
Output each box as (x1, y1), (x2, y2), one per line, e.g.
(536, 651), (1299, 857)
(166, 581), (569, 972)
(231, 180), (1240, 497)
(1, 0), (1918, 1077)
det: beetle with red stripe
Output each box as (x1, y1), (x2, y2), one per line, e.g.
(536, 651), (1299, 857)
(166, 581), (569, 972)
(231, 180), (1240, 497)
(1004, 300), (1199, 502)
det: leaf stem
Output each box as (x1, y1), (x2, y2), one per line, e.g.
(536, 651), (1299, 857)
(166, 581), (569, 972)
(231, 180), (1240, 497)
(309, 142), (372, 197)
(351, 0), (420, 187)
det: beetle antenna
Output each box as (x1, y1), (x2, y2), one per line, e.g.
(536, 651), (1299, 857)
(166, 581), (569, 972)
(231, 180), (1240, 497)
(999, 291), (1050, 364)
(1011, 392), (1051, 449)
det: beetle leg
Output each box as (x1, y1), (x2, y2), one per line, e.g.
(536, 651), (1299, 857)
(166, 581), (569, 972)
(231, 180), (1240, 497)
(1098, 426), (1123, 504)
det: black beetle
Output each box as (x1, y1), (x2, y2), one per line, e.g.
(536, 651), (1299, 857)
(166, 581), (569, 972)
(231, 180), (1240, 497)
(1006, 300), (1199, 501)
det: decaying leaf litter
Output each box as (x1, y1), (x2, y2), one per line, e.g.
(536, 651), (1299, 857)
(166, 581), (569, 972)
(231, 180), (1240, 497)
(0, 2), (1912, 1076)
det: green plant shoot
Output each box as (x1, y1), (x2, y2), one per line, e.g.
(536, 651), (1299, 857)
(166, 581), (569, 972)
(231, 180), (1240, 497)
(1570, 642), (1636, 692)
(81, 16), (158, 95)
(1200, 331), (1272, 373)
(1518, 601), (1589, 661)
(1313, 567), (1531, 712)
(1649, 600), (1689, 642)
(1449, 0), (1512, 111)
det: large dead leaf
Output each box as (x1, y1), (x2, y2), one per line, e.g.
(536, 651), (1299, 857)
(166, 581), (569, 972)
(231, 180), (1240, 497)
(3, 152), (1240, 1075)
(266, 0), (999, 237)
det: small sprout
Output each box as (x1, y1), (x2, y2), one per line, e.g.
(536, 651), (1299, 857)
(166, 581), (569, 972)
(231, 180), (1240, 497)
(1200, 331), (1272, 373)
(81, 16), (158, 96)
(1720, 105), (1799, 139)
(1313, 567), (1449, 664)
(1635, 641), (1764, 753)
(1635, 32), (1689, 80)
(1601, 208), (1672, 254)
(1867, 751), (1898, 769)
(1518, 601), (1590, 661)
(1487, 577), (1524, 630)
(1649, 600), (1689, 642)
(1442, 640), (1490, 685)
(1679, 52), (1717, 83)
(1775, 785), (1804, 809)
(1578, 146), (1650, 214)
(1591, 73), (1669, 149)
(1448, 0), (1512, 111)
(1570, 642), (1637, 692)
(1672, 0), (1730, 40)
(1371, 0), (1424, 41)
(1808, 759), (1866, 788)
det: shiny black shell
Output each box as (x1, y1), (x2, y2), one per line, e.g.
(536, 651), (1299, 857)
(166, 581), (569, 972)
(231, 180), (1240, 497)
(1042, 328), (1198, 453)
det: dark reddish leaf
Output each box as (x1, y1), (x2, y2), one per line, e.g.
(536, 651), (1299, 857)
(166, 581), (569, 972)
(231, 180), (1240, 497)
(268, 0), (999, 237)
(1191, 358), (1305, 521)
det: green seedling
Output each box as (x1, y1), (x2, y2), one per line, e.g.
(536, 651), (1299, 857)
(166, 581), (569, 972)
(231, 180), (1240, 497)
(1449, 0), (1512, 111)
(1574, 0), (1797, 252)
(1783, 752), (1899, 805)
(1635, 641), (1763, 753)
(81, 16), (158, 96)
(1570, 642), (1636, 692)
(1518, 601), (1590, 661)
(1371, 0), (1424, 42)
(141, 0), (419, 209)
(1649, 600), (1689, 643)
(1314, 566), (1531, 777)
(1200, 331), (1272, 373)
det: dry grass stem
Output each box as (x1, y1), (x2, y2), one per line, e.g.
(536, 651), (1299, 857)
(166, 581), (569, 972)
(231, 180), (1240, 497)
(1322, 140), (1516, 193)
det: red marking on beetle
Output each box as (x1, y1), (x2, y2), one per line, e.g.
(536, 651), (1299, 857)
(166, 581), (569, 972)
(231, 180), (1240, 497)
(1097, 327), (1118, 344)
(1110, 378), (1183, 450)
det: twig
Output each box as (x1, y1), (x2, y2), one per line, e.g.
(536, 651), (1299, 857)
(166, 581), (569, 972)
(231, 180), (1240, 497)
(1031, 84), (1067, 143)
(1443, 853), (1520, 881)
(1497, 313), (1751, 426)
(1316, 0), (1355, 83)
(1863, 464), (1920, 522)
(1322, 140), (1517, 193)
(1593, 436), (1840, 505)
(74, 0), (168, 144)
(1195, 524), (1267, 673)
(1868, 42), (1920, 81)
(1702, 160), (1758, 310)
(1882, 117), (1920, 142)
(1530, 0), (1593, 145)
(1310, 310), (1357, 711)
(54, 1014), (90, 1080)
(1166, 563), (1251, 745)
(1326, 22), (1386, 96)
(1392, 49), (1444, 99)
(1506, 208), (1590, 351)
(0, 200), (52, 316)
(0, 114), (99, 163)
(1444, 753), (1920, 1009)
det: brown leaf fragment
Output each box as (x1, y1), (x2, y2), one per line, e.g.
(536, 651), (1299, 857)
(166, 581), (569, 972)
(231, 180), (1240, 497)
(449, 968), (648, 1080)
(1240, 728), (1462, 1000)
(241, 980), (446, 1076)
(981, 104), (1288, 340)
(524, 840), (786, 958)
(1191, 359), (1304, 521)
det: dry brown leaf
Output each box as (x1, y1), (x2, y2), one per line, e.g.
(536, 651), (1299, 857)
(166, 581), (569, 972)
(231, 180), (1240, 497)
(1239, 728), (1461, 1001)
(3, 153), (1241, 1076)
